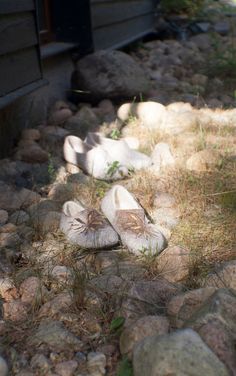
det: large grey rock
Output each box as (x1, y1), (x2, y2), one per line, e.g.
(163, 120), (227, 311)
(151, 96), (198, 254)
(185, 288), (236, 374)
(133, 329), (229, 376)
(71, 50), (150, 102)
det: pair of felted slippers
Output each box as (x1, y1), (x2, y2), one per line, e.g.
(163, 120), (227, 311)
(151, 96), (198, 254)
(60, 185), (167, 256)
(63, 133), (151, 180)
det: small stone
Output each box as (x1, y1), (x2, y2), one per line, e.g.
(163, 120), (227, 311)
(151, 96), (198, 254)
(0, 182), (41, 211)
(204, 260), (236, 290)
(38, 292), (73, 318)
(9, 210), (29, 225)
(118, 101), (166, 129)
(21, 128), (41, 141)
(191, 74), (208, 87)
(150, 143), (175, 172)
(167, 287), (217, 328)
(48, 183), (76, 203)
(48, 108), (73, 126)
(0, 232), (21, 248)
(0, 210), (8, 226)
(30, 353), (51, 371)
(166, 102), (193, 113)
(157, 246), (190, 283)
(102, 261), (145, 281)
(153, 192), (175, 208)
(55, 360), (78, 376)
(151, 207), (179, 229)
(87, 352), (106, 376)
(133, 329), (229, 376)
(0, 356), (8, 376)
(120, 315), (169, 359)
(0, 223), (17, 233)
(51, 266), (73, 284)
(29, 321), (83, 351)
(94, 251), (120, 273)
(0, 277), (18, 301)
(186, 149), (222, 172)
(64, 107), (99, 138)
(41, 125), (69, 143)
(165, 111), (198, 133)
(15, 141), (49, 163)
(3, 299), (28, 321)
(66, 163), (80, 174)
(20, 276), (47, 305)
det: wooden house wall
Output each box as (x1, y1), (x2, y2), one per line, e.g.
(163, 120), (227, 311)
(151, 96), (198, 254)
(90, 0), (156, 50)
(0, 0), (42, 98)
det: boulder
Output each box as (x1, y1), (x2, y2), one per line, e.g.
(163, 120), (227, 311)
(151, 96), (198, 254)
(71, 50), (150, 102)
(120, 315), (169, 359)
(133, 329), (229, 376)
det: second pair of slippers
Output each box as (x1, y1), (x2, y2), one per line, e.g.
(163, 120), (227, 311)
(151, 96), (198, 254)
(63, 133), (151, 181)
(60, 185), (167, 256)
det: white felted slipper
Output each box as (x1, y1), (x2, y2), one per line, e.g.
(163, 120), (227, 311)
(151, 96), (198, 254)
(60, 200), (119, 248)
(84, 133), (151, 170)
(63, 135), (129, 180)
(101, 185), (167, 255)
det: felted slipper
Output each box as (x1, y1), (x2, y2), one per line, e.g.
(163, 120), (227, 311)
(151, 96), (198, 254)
(63, 135), (129, 180)
(60, 200), (119, 249)
(101, 185), (167, 255)
(84, 133), (151, 170)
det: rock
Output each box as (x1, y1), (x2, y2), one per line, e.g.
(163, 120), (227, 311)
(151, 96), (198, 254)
(28, 200), (61, 234)
(30, 353), (51, 371)
(166, 102), (193, 113)
(9, 210), (29, 225)
(214, 21), (230, 35)
(151, 207), (179, 229)
(29, 321), (83, 351)
(15, 141), (49, 163)
(165, 110), (198, 133)
(204, 260), (236, 290)
(71, 50), (150, 102)
(153, 192), (175, 208)
(186, 149), (222, 172)
(0, 182), (41, 211)
(66, 163), (80, 174)
(191, 74), (208, 87)
(117, 101), (166, 129)
(0, 231), (21, 248)
(0, 223), (16, 233)
(94, 251), (120, 273)
(48, 108), (73, 126)
(38, 292), (73, 318)
(150, 143), (175, 172)
(120, 279), (181, 325)
(64, 106), (99, 138)
(48, 183), (76, 203)
(120, 315), (169, 359)
(102, 261), (145, 281)
(190, 34), (212, 51)
(51, 266), (73, 284)
(156, 246), (190, 282)
(41, 125), (69, 144)
(89, 275), (125, 294)
(55, 360), (78, 376)
(133, 328), (229, 376)
(20, 276), (47, 305)
(3, 299), (28, 321)
(185, 289), (236, 374)
(167, 287), (217, 328)
(87, 352), (106, 376)
(0, 277), (18, 301)
(21, 128), (41, 142)
(0, 356), (8, 376)
(0, 210), (8, 226)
